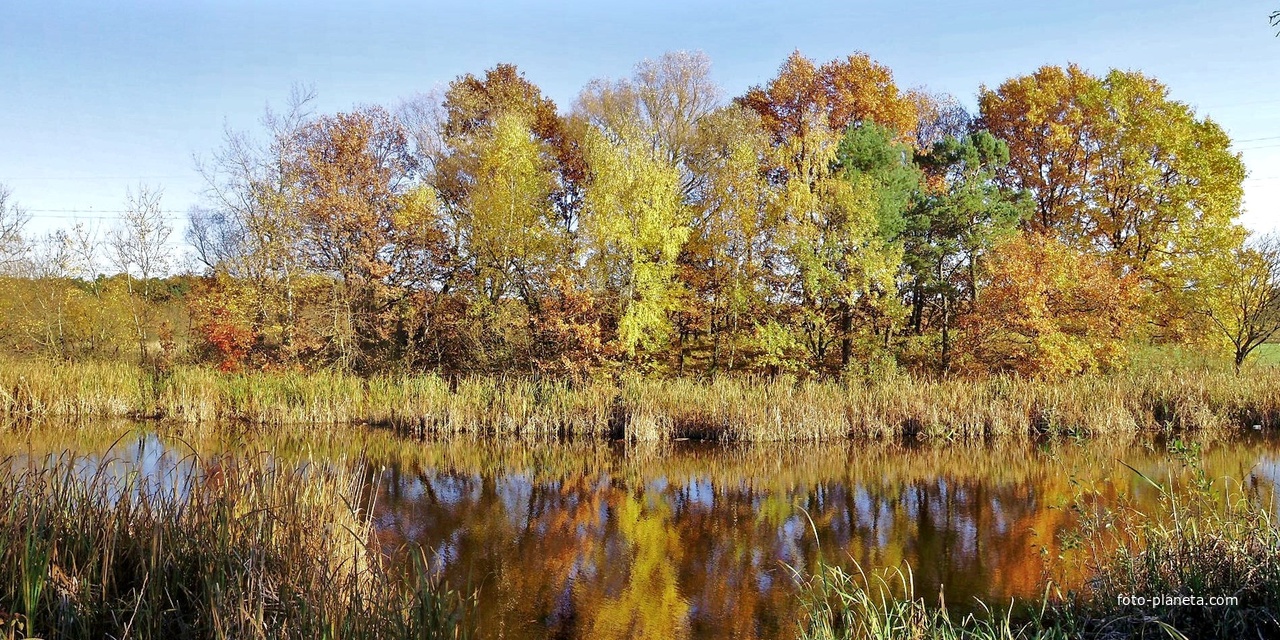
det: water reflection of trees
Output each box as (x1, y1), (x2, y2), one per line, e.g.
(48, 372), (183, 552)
(367, 438), (1279, 639)
(7, 425), (1279, 640)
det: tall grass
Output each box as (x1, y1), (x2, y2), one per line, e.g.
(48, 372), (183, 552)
(1073, 445), (1280, 638)
(4, 358), (1280, 440)
(796, 563), (1077, 640)
(797, 444), (1280, 639)
(0, 451), (471, 639)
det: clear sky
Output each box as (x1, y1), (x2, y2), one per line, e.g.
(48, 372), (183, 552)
(4, 0), (1280, 243)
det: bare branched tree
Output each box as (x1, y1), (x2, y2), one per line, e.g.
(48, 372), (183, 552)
(908, 90), (973, 150)
(191, 83), (315, 277)
(189, 85), (318, 362)
(28, 230), (74, 279)
(575, 50), (721, 198)
(108, 185), (173, 362)
(1205, 233), (1280, 370)
(0, 183), (30, 274)
(68, 221), (103, 293)
(397, 90), (449, 173)
(109, 185), (172, 293)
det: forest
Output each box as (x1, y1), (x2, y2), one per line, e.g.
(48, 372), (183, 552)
(0, 50), (1276, 385)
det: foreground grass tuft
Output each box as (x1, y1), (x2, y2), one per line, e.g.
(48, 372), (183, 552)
(0, 452), (470, 640)
(798, 446), (1280, 640)
(797, 563), (1077, 640)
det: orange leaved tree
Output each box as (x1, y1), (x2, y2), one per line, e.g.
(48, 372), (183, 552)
(956, 231), (1140, 378)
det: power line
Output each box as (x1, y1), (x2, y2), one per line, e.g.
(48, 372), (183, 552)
(25, 216), (187, 221)
(4, 176), (190, 181)
(22, 209), (187, 221)
(25, 209), (184, 213)
(1234, 135), (1280, 144)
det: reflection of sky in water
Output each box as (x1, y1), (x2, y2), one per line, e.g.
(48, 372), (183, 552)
(9, 433), (203, 504)
(13, 429), (1280, 640)
(1251, 455), (1280, 485)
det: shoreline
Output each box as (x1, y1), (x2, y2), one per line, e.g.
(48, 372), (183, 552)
(4, 359), (1280, 441)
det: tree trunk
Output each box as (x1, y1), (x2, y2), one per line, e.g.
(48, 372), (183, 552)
(840, 302), (853, 371)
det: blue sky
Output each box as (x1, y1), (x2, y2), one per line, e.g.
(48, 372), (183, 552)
(4, 0), (1280, 242)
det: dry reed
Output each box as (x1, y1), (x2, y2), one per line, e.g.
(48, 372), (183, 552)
(3, 358), (1279, 441)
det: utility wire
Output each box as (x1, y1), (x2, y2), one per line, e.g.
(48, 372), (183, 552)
(25, 209), (184, 213)
(20, 210), (187, 221)
(3, 176), (190, 181)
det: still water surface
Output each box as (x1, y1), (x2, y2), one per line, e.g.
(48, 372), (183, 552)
(9, 425), (1280, 639)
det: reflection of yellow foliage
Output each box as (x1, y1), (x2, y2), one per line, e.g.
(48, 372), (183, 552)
(588, 490), (690, 640)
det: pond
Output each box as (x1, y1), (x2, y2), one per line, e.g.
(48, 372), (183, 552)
(6, 424), (1279, 639)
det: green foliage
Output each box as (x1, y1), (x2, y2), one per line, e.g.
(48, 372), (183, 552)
(900, 131), (1029, 371)
(835, 122), (921, 239)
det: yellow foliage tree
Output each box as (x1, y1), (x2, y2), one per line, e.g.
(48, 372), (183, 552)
(979, 65), (1246, 338)
(580, 125), (690, 362)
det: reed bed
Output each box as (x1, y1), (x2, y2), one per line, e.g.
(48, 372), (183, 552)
(4, 358), (1280, 441)
(0, 451), (470, 640)
(1073, 449), (1280, 638)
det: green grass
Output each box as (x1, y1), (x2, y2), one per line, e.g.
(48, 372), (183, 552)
(1248, 343), (1280, 366)
(796, 563), (1078, 640)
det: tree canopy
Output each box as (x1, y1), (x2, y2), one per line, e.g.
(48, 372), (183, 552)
(0, 51), (1262, 378)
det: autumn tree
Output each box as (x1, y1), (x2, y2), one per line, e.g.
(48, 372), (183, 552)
(957, 231), (1140, 379)
(737, 50), (920, 153)
(572, 53), (737, 369)
(5, 230), (79, 359)
(579, 51), (738, 371)
(108, 185), (173, 363)
(190, 86), (318, 368)
(979, 65), (1246, 336)
(0, 207), (137, 362)
(748, 122), (905, 376)
(681, 106), (777, 373)
(286, 105), (429, 371)
(578, 123), (689, 364)
(577, 51), (721, 201)
(429, 64), (595, 373)
(827, 122), (920, 368)
(465, 113), (563, 303)
(437, 63), (585, 230)
(1203, 234), (1280, 370)
(733, 51), (921, 376)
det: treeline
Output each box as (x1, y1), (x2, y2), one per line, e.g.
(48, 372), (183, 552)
(2, 51), (1278, 380)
